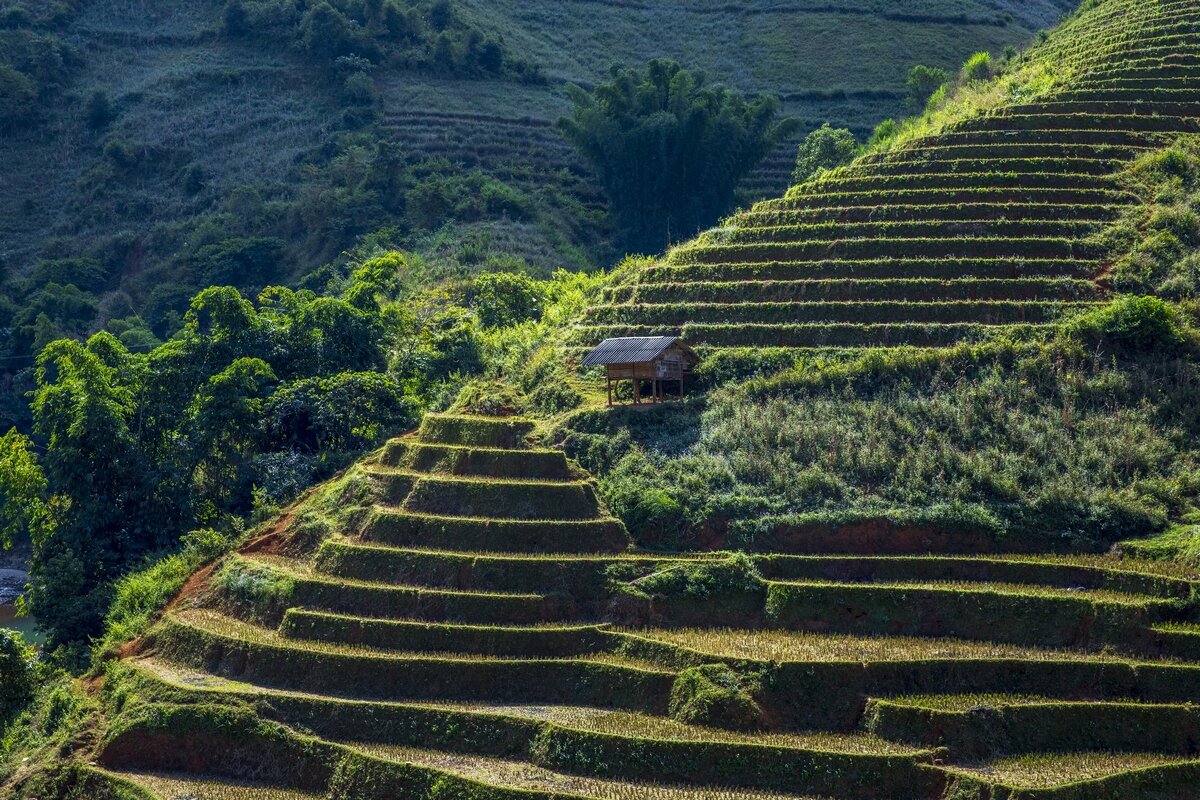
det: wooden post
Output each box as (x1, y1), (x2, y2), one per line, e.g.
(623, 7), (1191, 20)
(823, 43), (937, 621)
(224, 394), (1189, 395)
(633, 378), (640, 405)
(607, 376), (612, 406)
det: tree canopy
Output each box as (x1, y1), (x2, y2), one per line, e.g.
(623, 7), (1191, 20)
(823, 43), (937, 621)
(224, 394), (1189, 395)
(558, 60), (798, 253)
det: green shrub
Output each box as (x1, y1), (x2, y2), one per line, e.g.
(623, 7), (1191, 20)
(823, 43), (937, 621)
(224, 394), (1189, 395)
(961, 50), (993, 82)
(215, 560), (296, 621)
(0, 629), (35, 721)
(904, 64), (950, 113)
(470, 271), (544, 329)
(0, 64), (35, 127)
(792, 123), (858, 184)
(635, 553), (763, 599)
(96, 529), (232, 658)
(1062, 296), (1186, 351)
(669, 664), (763, 731)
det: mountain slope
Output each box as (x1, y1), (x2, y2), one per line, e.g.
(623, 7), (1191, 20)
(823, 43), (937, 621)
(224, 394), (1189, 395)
(51, 410), (1200, 800)
(575, 0), (1200, 350)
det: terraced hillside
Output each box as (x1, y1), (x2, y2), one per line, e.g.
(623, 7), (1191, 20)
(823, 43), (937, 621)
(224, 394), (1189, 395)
(383, 0), (1078, 204)
(72, 412), (1200, 798)
(575, 0), (1200, 351)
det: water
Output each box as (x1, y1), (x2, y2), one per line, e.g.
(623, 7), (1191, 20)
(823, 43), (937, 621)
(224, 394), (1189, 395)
(0, 569), (42, 645)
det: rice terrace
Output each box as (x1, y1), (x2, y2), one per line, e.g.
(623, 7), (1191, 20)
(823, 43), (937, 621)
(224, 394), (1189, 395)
(4, 0), (1200, 798)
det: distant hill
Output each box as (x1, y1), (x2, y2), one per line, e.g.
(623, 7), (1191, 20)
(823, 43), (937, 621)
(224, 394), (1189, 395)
(0, 0), (1071, 277)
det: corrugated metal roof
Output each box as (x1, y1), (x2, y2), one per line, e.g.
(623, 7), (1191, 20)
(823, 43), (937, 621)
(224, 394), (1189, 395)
(581, 336), (679, 367)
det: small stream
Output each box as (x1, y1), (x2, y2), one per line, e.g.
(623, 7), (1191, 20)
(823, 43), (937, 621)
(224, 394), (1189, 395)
(0, 568), (40, 645)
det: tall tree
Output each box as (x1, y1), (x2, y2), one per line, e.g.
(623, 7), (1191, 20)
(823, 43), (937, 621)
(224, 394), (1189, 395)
(558, 60), (798, 253)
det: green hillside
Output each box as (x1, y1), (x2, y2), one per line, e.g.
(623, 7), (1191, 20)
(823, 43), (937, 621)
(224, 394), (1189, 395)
(8, 0), (1200, 797)
(21, 410), (1200, 799)
(575, 0), (1200, 349)
(0, 0), (1071, 432)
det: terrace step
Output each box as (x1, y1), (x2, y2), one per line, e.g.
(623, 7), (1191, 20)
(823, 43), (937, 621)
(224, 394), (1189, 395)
(1152, 624), (1200, 661)
(761, 186), (1136, 211)
(230, 553), (566, 623)
(755, 555), (1198, 600)
(942, 752), (1200, 797)
(359, 507), (631, 554)
(127, 656), (927, 782)
(736, 202), (1123, 225)
(314, 539), (699, 597)
(952, 112), (1200, 134)
(377, 440), (577, 481)
(639, 258), (1102, 282)
(362, 468), (608, 520)
(108, 771), (322, 800)
(757, 579), (1178, 651)
(584, 301), (1092, 326)
(718, 219), (1105, 241)
(152, 609), (675, 709)
(668, 237), (1103, 264)
(791, 171), (1117, 194)
(567, 323), (1046, 349)
(864, 142), (1148, 163)
(626, 629), (1200, 707)
(863, 693), (1200, 759)
(850, 157), (1125, 177)
(417, 414), (534, 449)
(605, 279), (1106, 305)
(279, 610), (610, 657)
(910, 128), (1159, 149)
(344, 742), (942, 800)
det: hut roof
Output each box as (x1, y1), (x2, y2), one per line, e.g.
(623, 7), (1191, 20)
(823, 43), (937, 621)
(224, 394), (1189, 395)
(581, 336), (688, 367)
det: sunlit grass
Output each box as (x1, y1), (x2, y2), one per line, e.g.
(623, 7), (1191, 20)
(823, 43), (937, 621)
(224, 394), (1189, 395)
(955, 752), (1197, 787)
(623, 628), (1150, 664)
(767, 578), (1166, 605)
(169, 609), (663, 671)
(115, 771), (322, 799)
(414, 702), (919, 754)
(878, 693), (1149, 712)
(350, 744), (829, 800)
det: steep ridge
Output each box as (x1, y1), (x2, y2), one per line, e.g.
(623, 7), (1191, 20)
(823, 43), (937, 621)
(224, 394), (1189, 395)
(575, 0), (1200, 350)
(83, 412), (1200, 799)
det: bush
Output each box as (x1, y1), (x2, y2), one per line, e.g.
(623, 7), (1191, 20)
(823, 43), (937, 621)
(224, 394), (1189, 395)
(904, 64), (950, 113)
(0, 64), (36, 127)
(1062, 295), (1186, 351)
(962, 51), (993, 82)
(669, 664), (763, 731)
(792, 123), (859, 184)
(0, 628), (36, 720)
(470, 271), (544, 329)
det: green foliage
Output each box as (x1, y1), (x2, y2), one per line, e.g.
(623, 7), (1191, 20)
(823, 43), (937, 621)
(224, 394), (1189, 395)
(961, 50), (993, 82)
(792, 123), (859, 184)
(668, 664), (763, 731)
(1120, 525), (1200, 567)
(576, 312), (1200, 549)
(215, 559), (296, 621)
(634, 553), (763, 599)
(469, 271), (544, 329)
(225, 0), (536, 81)
(905, 64), (950, 113)
(1062, 296), (1187, 351)
(95, 529), (232, 658)
(22, 263), (432, 648)
(1107, 140), (1200, 299)
(558, 59), (798, 252)
(0, 428), (50, 549)
(0, 629), (35, 721)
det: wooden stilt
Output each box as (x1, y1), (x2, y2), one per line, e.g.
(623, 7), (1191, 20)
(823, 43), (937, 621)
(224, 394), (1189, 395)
(607, 378), (612, 406)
